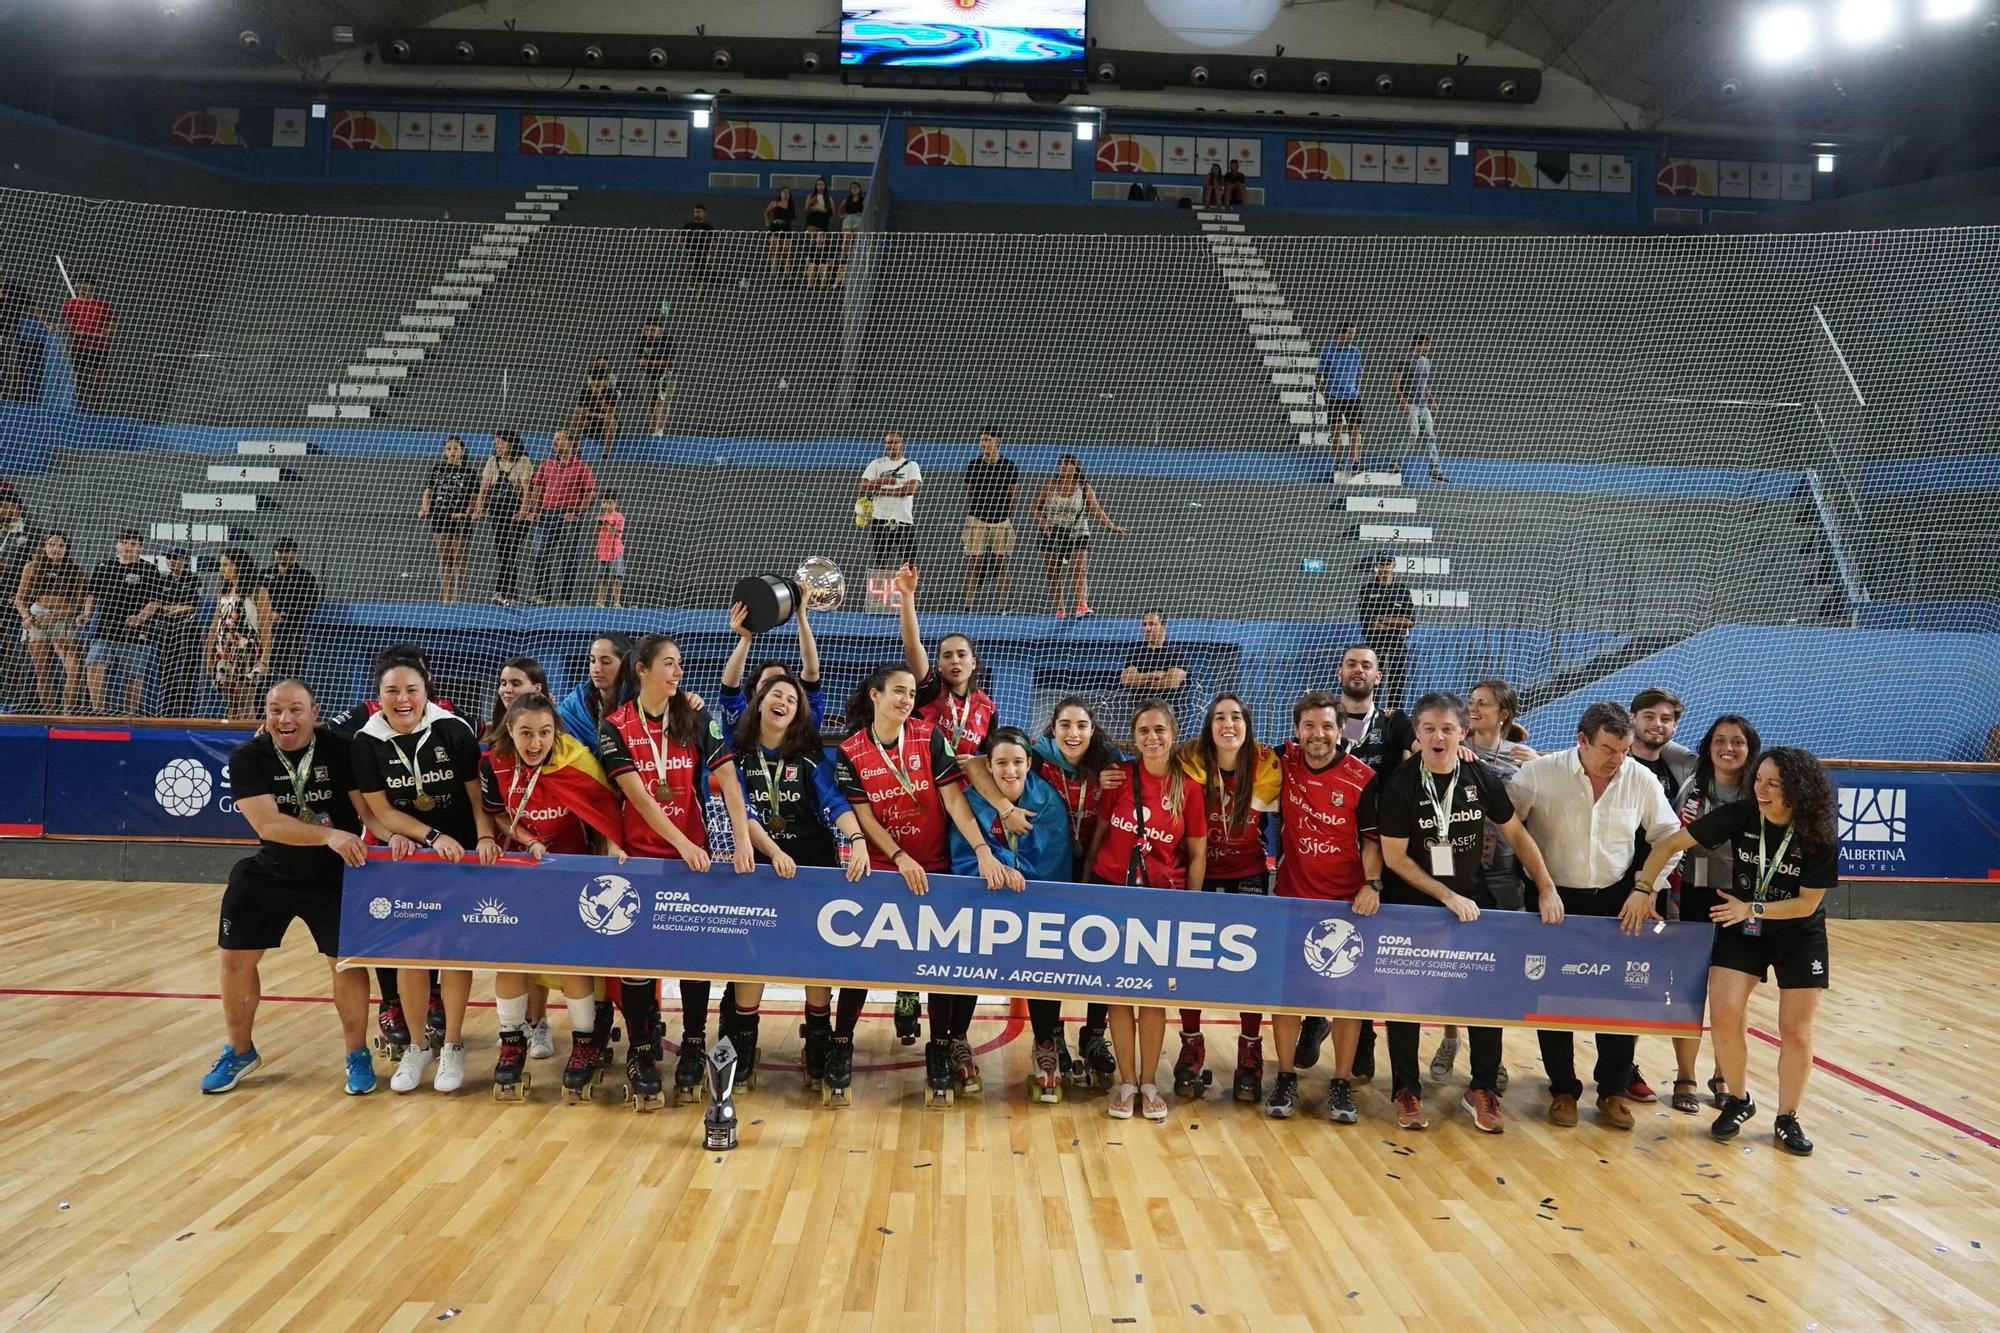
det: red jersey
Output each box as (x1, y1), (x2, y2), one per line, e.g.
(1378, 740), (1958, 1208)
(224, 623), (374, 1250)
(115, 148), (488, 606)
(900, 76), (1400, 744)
(1031, 738), (1106, 863)
(61, 298), (113, 351)
(597, 699), (732, 858)
(914, 668), (995, 758)
(834, 717), (964, 871)
(478, 746), (624, 855)
(1090, 762), (1208, 889)
(1274, 741), (1376, 900)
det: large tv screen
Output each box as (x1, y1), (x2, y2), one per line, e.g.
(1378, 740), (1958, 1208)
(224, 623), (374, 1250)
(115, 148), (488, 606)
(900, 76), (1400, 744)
(841, 2), (1087, 73)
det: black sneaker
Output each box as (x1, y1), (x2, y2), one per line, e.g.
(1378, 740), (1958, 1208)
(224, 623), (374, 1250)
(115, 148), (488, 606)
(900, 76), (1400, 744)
(1773, 1113), (1814, 1156)
(1327, 1077), (1358, 1124)
(1711, 1094), (1758, 1140)
(1293, 1016), (1330, 1070)
(1265, 1071), (1299, 1119)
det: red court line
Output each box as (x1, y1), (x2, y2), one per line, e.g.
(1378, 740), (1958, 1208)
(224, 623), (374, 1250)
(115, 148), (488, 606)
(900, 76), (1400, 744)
(1748, 1024), (1999, 1149)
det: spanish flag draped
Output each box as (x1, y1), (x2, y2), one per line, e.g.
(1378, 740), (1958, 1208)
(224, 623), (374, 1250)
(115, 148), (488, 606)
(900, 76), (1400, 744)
(488, 733), (626, 850)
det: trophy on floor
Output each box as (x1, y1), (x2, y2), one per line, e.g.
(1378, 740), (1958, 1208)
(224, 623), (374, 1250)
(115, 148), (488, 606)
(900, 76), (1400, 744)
(732, 556), (845, 632)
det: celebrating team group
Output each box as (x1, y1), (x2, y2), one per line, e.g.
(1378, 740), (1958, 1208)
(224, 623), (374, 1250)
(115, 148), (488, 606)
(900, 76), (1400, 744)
(202, 563), (1840, 1158)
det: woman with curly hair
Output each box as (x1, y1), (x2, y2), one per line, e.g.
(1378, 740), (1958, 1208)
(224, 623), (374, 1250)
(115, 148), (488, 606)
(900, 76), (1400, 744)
(1629, 745), (1839, 1156)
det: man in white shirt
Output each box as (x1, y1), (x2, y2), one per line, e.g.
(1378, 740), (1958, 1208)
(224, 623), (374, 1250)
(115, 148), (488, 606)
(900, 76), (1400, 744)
(857, 431), (922, 570)
(1507, 701), (1683, 1131)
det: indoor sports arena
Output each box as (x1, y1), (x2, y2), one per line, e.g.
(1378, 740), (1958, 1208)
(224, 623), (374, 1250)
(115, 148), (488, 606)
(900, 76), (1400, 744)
(1, 1), (1996, 1327)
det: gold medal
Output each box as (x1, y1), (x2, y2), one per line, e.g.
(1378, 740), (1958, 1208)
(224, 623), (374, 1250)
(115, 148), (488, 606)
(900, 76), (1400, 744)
(295, 808), (317, 824)
(414, 793), (437, 812)
(653, 780), (673, 803)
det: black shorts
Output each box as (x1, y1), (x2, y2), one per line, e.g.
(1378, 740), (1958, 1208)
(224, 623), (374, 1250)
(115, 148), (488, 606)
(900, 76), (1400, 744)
(1041, 530), (1089, 561)
(1210, 871), (1269, 895)
(1328, 398), (1363, 427)
(218, 857), (343, 954)
(1710, 918), (1828, 989)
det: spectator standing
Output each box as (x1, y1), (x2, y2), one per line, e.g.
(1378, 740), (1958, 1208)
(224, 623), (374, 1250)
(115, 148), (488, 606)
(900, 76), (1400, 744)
(681, 203), (716, 297)
(204, 546), (273, 721)
(529, 430), (597, 606)
(595, 492), (626, 609)
(961, 427), (1020, 614)
(571, 355), (621, 462)
(0, 275), (48, 403)
(1358, 550), (1415, 711)
(1313, 323), (1364, 480)
(838, 183), (866, 285)
(155, 547), (205, 717)
(858, 431), (921, 571)
(1222, 159), (1248, 207)
(82, 526), (163, 716)
(1629, 687), (1696, 796)
(763, 187), (796, 278)
(637, 318), (673, 438)
(1392, 334), (1448, 483)
(802, 178), (836, 289)
(0, 483), (37, 705)
(59, 276), (114, 413)
(265, 538), (321, 685)
(13, 529), (84, 712)
(419, 436), (477, 604)
(1030, 454), (1126, 618)
(1120, 608), (1191, 732)
(474, 430), (535, 606)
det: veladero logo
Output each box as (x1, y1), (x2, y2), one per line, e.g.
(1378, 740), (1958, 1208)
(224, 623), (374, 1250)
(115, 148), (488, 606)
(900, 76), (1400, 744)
(462, 898), (520, 926)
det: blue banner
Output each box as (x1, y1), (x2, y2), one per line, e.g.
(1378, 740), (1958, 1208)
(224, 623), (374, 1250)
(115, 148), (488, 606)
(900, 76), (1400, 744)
(1827, 764), (2000, 883)
(39, 723), (254, 839)
(337, 854), (1711, 1034)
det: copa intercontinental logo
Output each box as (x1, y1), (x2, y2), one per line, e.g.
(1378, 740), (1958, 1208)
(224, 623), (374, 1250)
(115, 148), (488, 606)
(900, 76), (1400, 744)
(579, 875), (640, 936)
(1302, 917), (1365, 980)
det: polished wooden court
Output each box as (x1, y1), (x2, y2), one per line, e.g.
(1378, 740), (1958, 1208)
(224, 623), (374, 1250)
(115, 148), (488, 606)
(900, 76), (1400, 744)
(1, 877), (1996, 1331)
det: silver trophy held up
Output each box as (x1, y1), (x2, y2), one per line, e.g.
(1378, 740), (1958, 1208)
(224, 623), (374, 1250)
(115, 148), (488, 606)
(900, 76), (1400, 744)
(733, 557), (845, 633)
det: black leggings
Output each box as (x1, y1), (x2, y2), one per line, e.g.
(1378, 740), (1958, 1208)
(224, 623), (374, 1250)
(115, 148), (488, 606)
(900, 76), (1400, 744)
(1028, 998), (1063, 1042)
(928, 993), (976, 1041)
(680, 979), (711, 1038)
(834, 987), (868, 1036)
(619, 976), (661, 1045)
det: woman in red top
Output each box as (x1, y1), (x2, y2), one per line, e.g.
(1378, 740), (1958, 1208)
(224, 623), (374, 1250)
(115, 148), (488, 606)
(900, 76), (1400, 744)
(480, 691), (627, 1099)
(596, 634), (755, 1109)
(835, 664), (1019, 1105)
(1176, 694), (1282, 1102)
(1085, 701), (1208, 1122)
(897, 563), (995, 758)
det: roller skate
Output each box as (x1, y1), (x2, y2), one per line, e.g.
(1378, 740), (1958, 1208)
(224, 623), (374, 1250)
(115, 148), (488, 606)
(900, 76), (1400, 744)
(703, 1037), (740, 1151)
(1173, 1031), (1212, 1099)
(1029, 1037), (1064, 1104)
(893, 991), (922, 1045)
(1075, 1024), (1116, 1090)
(673, 1035), (707, 1106)
(950, 1037), (982, 1097)
(801, 1020), (831, 1094)
(923, 1039), (955, 1109)
(373, 1001), (410, 1062)
(1294, 1016), (1330, 1071)
(561, 1029), (605, 1103)
(622, 1029), (665, 1113)
(823, 1034), (855, 1107)
(1233, 1035), (1265, 1104)
(492, 1029), (530, 1102)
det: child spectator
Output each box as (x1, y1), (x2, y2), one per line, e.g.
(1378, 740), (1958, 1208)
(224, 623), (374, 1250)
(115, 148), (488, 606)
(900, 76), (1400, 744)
(595, 492), (626, 609)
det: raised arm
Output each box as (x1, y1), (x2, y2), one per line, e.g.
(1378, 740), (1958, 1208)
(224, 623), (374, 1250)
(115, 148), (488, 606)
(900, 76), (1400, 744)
(896, 563), (928, 681)
(720, 601), (753, 691)
(795, 602), (821, 684)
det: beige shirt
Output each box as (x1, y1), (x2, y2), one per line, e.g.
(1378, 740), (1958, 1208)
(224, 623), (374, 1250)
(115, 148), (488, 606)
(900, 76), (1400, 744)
(1508, 747), (1683, 890)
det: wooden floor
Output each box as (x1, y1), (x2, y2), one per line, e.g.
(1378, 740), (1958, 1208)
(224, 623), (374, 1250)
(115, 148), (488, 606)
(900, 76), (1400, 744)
(1, 879), (1997, 1332)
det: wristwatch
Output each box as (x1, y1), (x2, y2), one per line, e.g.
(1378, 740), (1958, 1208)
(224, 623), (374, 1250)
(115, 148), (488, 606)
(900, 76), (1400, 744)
(1365, 878), (1383, 893)
(422, 828), (440, 849)
(1750, 901), (1766, 919)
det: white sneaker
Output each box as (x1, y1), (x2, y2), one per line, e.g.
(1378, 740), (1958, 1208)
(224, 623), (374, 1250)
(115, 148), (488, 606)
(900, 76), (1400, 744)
(527, 1018), (555, 1060)
(433, 1042), (466, 1093)
(390, 1045), (433, 1093)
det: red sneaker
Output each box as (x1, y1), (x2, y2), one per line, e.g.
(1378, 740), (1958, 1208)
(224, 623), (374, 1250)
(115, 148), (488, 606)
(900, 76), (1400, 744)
(1074, 603), (1095, 618)
(1462, 1088), (1504, 1134)
(1394, 1088), (1430, 1130)
(1627, 1070), (1658, 1104)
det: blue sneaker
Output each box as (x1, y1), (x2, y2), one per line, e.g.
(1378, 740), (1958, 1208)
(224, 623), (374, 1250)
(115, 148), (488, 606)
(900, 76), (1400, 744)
(200, 1044), (261, 1094)
(345, 1047), (378, 1096)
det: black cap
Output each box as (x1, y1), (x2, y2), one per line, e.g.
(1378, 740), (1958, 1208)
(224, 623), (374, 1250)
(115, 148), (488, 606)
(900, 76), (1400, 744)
(166, 546), (190, 560)
(1373, 548), (1396, 563)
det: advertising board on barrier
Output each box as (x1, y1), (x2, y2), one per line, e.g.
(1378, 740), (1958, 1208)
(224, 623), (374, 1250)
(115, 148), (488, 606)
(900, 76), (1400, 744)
(1827, 764), (2000, 883)
(338, 854), (1712, 1033)
(38, 723), (255, 840)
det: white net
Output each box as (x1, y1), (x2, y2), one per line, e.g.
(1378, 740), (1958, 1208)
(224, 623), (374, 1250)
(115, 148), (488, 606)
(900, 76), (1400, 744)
(0, 184), (1995, 757)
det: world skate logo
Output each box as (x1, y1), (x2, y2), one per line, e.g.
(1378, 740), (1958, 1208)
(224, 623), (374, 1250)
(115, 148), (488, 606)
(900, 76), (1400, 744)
(462, 897), (520, 926)
(1524, 954), (1546, 981)
(154, 758), (214, 817)
(579, 875), (640, 936)
(1302, 917), (1365, 980)
(368, 897), (392, 920)
(1838, 787), (1905, 844)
